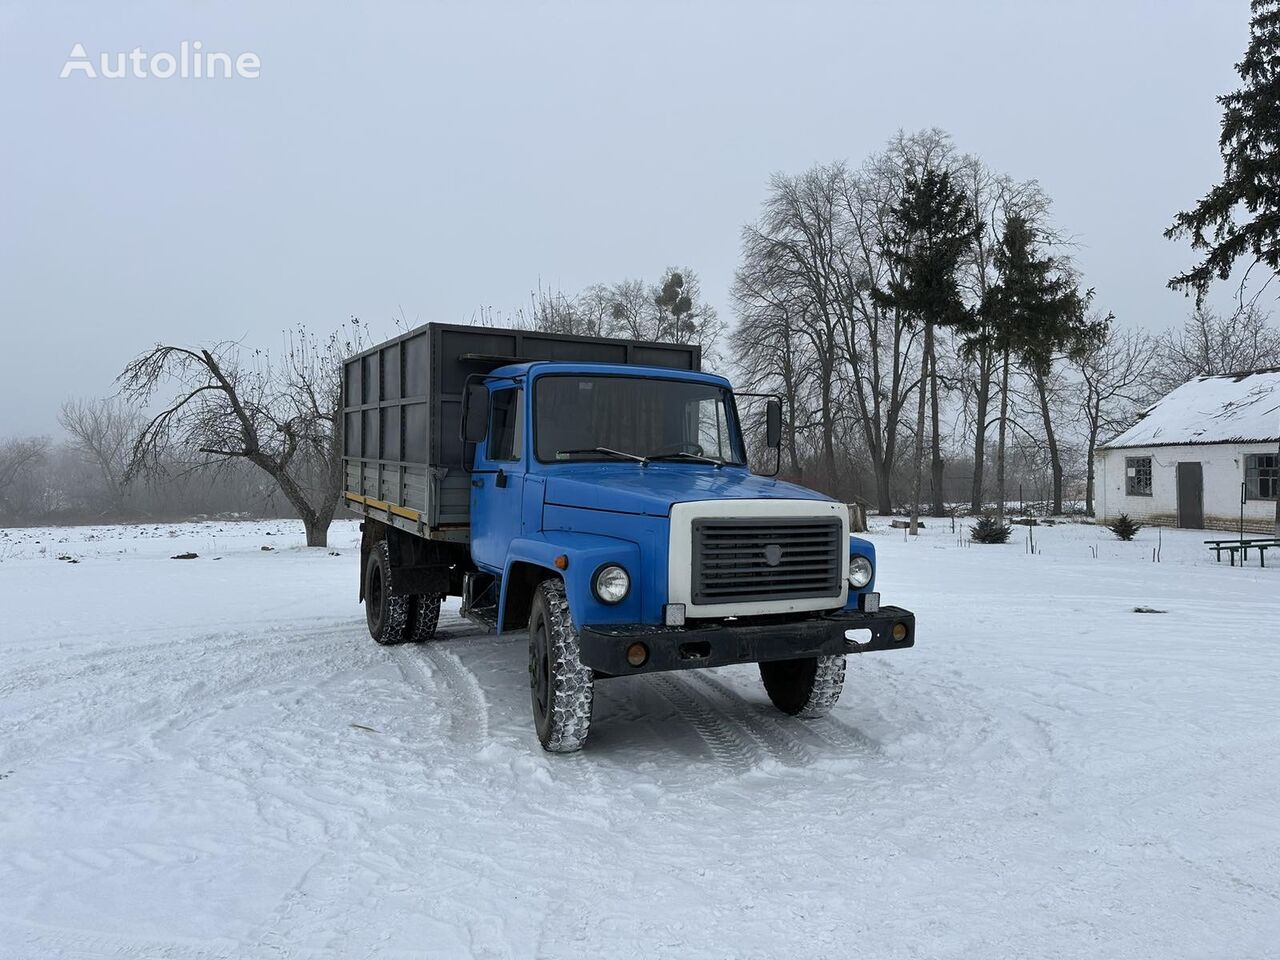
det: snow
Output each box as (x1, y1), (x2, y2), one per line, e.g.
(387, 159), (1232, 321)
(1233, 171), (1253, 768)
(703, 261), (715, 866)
(1102, 367), (1280, 448)
(1, 517), (1278, 959)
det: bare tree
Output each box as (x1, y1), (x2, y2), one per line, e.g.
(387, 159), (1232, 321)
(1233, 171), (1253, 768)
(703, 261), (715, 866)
(0, 437), (49, 519)
(731, 269), (814, 476)
(520, 269), (726, 366)
(1076, 325), (1156, 515)
(58, 398), (143, 515)
(118, 322), (364, 547)
(1151, 303), (1280, 395)
(835, 150), (923, 514)
(741, 165), (850, 491)
(523, 283), (597, 337)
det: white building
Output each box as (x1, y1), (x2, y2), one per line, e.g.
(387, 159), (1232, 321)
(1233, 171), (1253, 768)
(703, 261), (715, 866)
(1095, 368), (1280, 534)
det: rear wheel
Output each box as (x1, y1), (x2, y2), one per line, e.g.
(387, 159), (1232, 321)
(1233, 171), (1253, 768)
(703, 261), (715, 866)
(528, 579), (594, 752)
(760, 654), (846, 718)
(364, 541), (412, 645)
(406, 594), (442, 643)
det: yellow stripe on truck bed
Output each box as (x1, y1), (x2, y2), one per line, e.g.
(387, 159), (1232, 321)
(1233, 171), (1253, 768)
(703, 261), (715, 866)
(344, 492), (420, 523)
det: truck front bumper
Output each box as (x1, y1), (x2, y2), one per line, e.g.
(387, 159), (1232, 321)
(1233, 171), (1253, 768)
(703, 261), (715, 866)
(578, 605), (915, 677)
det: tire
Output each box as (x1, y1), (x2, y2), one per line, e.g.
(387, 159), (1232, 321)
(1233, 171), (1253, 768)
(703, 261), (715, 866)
(528, 579), (594, 752)
(364, 540), (412, 645)
(759, 654), (846, 718)
(406, 594), (442, 644)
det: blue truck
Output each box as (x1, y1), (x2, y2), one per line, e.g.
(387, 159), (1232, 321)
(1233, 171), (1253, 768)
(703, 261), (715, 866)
(342, 323), (914, 752)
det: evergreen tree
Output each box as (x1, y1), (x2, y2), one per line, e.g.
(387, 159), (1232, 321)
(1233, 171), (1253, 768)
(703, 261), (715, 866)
(970, 512), (1012, 544)
(986, 215), (1106, 517)
(1166, 0), (1280, 535)
(1167, 0), (1280, 300)
(878, 169), (980, 533)
(1107, 513), (1142, 541)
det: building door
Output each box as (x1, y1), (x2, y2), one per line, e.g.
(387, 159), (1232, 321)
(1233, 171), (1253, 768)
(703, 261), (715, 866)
(1176, 462), (1204, 529)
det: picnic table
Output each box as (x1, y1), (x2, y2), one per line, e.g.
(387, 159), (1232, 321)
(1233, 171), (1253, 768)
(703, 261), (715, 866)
(1204, 537), (1280, 567)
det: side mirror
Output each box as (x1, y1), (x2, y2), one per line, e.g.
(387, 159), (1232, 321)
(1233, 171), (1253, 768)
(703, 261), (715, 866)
(462, 382), (490, 444)
(765, 398), (782, 449)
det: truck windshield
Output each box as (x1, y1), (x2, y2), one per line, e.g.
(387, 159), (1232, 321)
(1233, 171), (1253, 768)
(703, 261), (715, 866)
(534, 375), (745, 465)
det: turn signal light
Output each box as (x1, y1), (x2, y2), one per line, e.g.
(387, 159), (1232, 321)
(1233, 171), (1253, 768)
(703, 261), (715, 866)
(554, 554), (569, 570)
(892, 622), (909, 642)
(626, 642), (649, 667)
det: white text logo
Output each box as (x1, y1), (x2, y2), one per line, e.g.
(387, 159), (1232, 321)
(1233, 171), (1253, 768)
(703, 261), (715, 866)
(60, 42), (261, 80)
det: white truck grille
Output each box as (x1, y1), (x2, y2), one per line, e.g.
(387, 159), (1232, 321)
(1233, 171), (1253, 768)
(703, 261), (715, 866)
(691, 517), (843, 604)
(668, 499), (849, 619)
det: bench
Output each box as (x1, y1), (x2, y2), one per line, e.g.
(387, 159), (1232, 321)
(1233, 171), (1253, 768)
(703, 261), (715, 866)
(1205, 537), (1280, 567)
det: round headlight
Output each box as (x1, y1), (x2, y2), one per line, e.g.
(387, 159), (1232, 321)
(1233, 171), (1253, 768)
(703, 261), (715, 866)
(848, 555), (873, 589)
(593, 564), (630, 604)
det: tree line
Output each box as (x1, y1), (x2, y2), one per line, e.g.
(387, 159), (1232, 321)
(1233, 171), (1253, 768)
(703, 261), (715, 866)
(726, 129), (1280, 521)
(3, 220), (1277, 542)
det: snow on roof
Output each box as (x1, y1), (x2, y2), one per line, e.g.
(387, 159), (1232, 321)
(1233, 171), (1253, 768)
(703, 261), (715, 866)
(1101, 367), (1280, 449)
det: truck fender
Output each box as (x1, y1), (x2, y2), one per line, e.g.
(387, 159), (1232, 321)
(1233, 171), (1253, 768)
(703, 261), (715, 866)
(499, 533), (642, 632)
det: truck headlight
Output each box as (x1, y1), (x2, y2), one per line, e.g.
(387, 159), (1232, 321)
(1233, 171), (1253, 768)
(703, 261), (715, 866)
(593, 564), (630, 604)
(848, 555), (873, 589)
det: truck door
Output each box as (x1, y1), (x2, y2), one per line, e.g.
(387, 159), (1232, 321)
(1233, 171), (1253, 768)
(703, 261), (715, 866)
(470, 386), (526, 573)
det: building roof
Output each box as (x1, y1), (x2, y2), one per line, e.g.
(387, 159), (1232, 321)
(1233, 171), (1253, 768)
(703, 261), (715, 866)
(1101, 367), (1280, 450)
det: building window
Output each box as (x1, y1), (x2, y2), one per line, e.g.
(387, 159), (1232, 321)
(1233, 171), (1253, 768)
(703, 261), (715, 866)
(1245, 453), (1279, 501)
(1125, 456), (1152, 496)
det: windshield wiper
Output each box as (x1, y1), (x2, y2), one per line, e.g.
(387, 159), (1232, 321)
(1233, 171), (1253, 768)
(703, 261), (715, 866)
(556, 446), (648, 463)
(645, 451), (724, 468)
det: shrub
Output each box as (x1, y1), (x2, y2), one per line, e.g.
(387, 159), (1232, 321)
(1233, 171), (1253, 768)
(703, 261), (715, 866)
(1107, 513), (1142, 541)
(971, 513), (1012, 544)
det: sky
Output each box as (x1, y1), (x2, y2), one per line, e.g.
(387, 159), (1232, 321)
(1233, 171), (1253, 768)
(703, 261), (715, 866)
(0, 0), (1251, 436)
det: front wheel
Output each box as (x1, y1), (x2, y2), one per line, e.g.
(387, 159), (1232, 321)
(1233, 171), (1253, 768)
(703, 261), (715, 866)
(528, 579), (594, 753)
(759, 654), (846, 718)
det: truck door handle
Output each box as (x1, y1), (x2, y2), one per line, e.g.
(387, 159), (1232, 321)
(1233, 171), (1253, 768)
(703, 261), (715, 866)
(495, 468), (507, 489)
(471, 478), (484, 488)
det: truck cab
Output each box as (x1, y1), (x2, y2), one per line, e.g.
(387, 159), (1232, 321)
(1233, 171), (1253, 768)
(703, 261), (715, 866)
(344, 325), (914, 752)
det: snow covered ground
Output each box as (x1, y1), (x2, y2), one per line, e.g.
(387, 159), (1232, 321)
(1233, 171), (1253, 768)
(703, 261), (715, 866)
(1, 516), (1277, 959)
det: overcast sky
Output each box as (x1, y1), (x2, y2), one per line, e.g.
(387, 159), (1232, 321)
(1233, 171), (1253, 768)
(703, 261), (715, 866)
(0, 0), (1249, 435)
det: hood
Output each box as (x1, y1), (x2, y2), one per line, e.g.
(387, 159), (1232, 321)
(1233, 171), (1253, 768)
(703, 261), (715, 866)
(542, 464), (833, 517)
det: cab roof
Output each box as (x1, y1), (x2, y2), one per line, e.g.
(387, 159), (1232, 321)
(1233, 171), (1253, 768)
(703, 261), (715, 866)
(486, 360), (733, 389)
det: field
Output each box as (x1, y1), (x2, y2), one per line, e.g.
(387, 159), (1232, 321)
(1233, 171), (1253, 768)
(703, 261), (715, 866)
(1, 516), (1277, 959)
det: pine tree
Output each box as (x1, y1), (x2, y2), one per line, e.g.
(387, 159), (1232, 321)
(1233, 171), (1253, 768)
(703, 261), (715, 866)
(1167, 0), (1280, 300)
(1166, 0), (1280, 536)
(986, 215), (1106, 517)
(1107, 513), (1142, 541)
(971, 512), (1012, 544)
(877, 169), (980, 533)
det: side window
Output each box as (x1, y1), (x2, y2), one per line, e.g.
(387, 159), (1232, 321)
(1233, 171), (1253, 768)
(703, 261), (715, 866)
(1125, 456), (1152, 496)
(694, 397), (728, 459)
(1245, 453), (1279, 501)
(488, 388), (524, 462)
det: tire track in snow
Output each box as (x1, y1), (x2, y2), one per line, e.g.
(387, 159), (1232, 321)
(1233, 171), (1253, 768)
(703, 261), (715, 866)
(681, 670), (813, 768)
(689, 667), (883, 756)
(415, 646), (490, 745)
(0, 625), (368, 768)
(650, 675), (761, 772)
(0, 621), (360, 701)
(0, 919), (235, 960)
